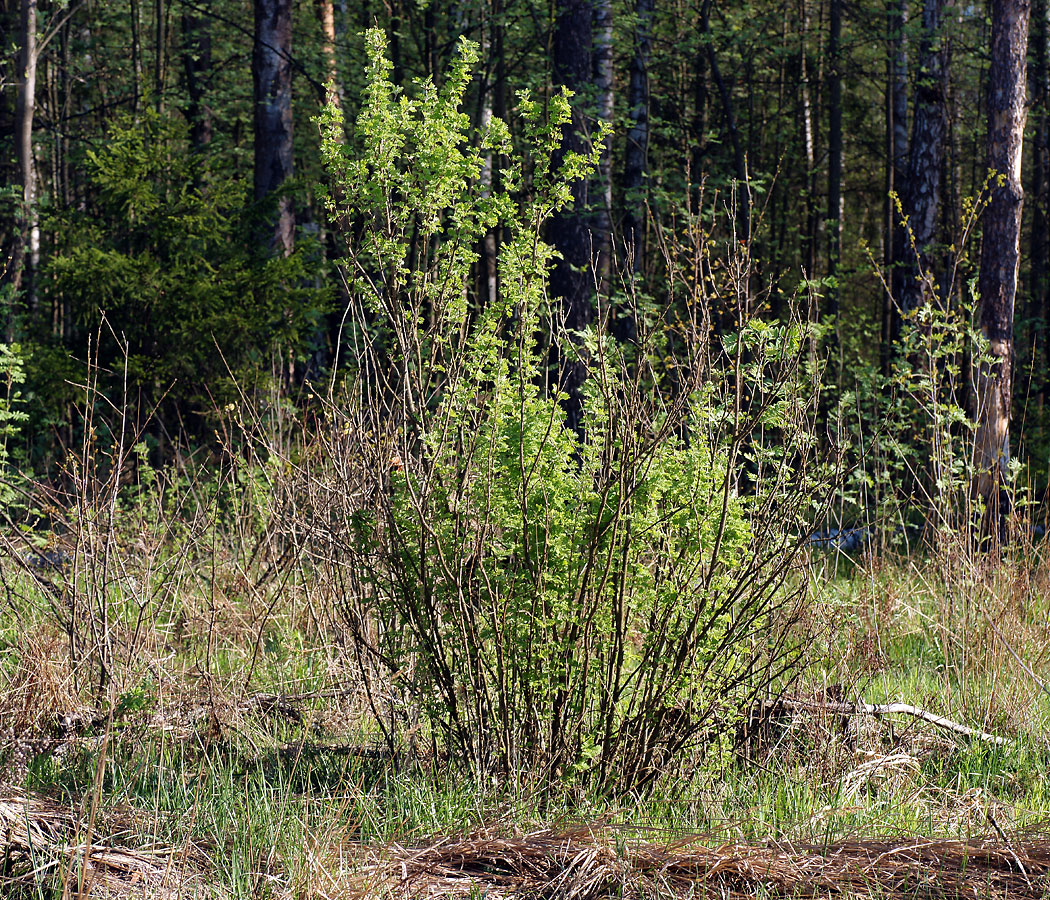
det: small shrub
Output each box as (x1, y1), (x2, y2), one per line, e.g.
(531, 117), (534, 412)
(313, 31), (820, 793)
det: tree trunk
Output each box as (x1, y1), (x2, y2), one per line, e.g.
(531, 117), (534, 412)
(892, 0), (948, 319)
(253, 0), (295, 256)
(826, 0), (842, 322)
(1030, 0), (1049, 409)
(181, 6), (213, 149)
(882, 0), (908, 374)
(154, 0), (167, 112)
(702, 0), (749, 238)
(800, 0), (818, 279)
(11, 0), (39, 316)
(548, 0), (594, 434)
(623, 0), (653, 275)
(975, 0), (1031, 540)
(131, 0), (143, 117)
(319, 0), (343, 113)
(593, 0), (613, 295)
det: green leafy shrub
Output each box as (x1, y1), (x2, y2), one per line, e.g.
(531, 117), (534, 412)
(314, 31), (814, 793)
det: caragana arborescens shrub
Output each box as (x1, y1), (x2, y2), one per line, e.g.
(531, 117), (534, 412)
(316, 30), (812, 793)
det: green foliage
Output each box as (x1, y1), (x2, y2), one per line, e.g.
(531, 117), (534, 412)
(320, 32), (798, 793)
(0, 342), (29, 507)
(42, 110), (328, 427)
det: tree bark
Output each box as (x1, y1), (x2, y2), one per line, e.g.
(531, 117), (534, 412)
(800, 0), (818, 279)
(181, 5), (213, 149)
(253, 0), (295, 256)
(623, 0), (653, 275)
(319, 0), (343, 114)
(826, 0), (842, 321)
(975, 0), (1031, 539)
(1030, 0), (1049, 408)
(593, 0), (613, 294)
(548, 0), (594, 434)
(892, 0), (948, 319)
(702, 0), (749, 238)
(11, 0), (39, 315)
(154, 0), (167, 112)
(882, 0), (908, 373)
(131, 0), (143, 117)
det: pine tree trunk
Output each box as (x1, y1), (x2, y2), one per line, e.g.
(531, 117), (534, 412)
(882, 0), (908, 373)
(319, 0), (343, 113)
(975, 0), (1031, 540)
(253, 0), (295, 256)
(1030, 0), (1049, 409)
(892, 0), (948, 319)
(593, 0), (613, 294)
(181, 6), (213, 149)
(154, 0), (167, 113)
(548, 0), (594, 434)
(702, 0), (748, 238)
(826, 0), (842, 322)
(623, 0), (653, 274)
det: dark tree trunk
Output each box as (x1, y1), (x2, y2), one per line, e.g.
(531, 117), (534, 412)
(253, 0), (295, 256)
(826, 0), (842, 322)
(702, 0), (749, 238)
(892, 0), (948, 319)
(593, 0), (613, 292)
(131, 0), (143, 117)
(623, 0), (653, 275)
(882, 0), (908, 374)
(615, 0), (652, 343)
(476, 0), (505, 310)
(1030, 0), (1049, 408)
(548, 0), (594, 434)
(154, 0), (167, 113)
(692, 10), (709, 182)
(181, 6), (213, 150)
(975, 0), (1031, 540)
(800, 0), (818, 279)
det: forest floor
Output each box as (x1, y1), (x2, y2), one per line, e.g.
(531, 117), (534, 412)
(2, 543), (1050, 898)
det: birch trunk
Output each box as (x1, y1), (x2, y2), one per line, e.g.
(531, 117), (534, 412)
(12, 0), (39, 314)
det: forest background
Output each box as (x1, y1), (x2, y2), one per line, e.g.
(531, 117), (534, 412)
(0, 0), (1042, 536)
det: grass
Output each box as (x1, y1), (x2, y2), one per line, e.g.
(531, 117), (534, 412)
(2, 472), (1050, 897)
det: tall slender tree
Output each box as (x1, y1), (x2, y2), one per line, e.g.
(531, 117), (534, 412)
(623, 0), (653, 275)
(11, 0), (39, 314)
(548, 0), (595, 432)
(593, 0), (614, 292)
(891, 0), (948, 321)
(181, 5), (213, 150)
(975, 0), (1031, 539)
(1030, 0), (1049, 408)
(882, 0), (908, 373)
(827, 0), (843, 323)
(253, 0), (295, 255)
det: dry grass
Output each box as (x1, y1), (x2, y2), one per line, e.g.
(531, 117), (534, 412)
(348, 825), (1050, 900)
(0, 790), (212, 898)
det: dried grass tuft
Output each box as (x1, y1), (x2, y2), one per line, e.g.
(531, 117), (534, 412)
(350, 825), (1050, 900)
(0, 790), (212, 898)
